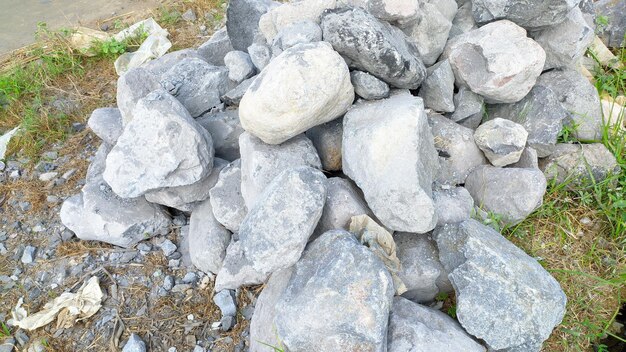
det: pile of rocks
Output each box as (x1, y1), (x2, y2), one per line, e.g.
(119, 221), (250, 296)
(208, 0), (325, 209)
(61, 0), (622, 351)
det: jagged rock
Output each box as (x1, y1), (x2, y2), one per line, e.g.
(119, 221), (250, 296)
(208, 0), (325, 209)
(315, 177), (371, 236)
(343, 92), (438, 233)
(209, 160), (247, 233)
(116, 67), (160, 125)
(418, 60), (455, 113)
(539, 143), (620, 187)
(388, 297), (485, 352)
(471, 0), (580, 30)
(247, 43), (271, 72)
(474, 118), (528, 167)
(221, 76), (256, 106)
(196, 109), (244, 161)
(273, 230), (394, 351)
(214, 290), (237, 317)
(215, 240), (266, 291)
(402, 2), (453, 66)
(224, 51), (256, 83)
(226, 0), (277, 51)
(509, 147), (540, 169)
(350, 71), (390, 101)
(321, 7), (427, 89)
(449, 1), (477, 38)
(446, 20), (545, 103)
(465, 166), (547, 224)
(144, 49), (207, 77)
(122, 334), (146, 352)
(258, 0), (336, 43)
(239, 42), (353, 144)
(448, 87), (484, 129)
(365, 0), (419, 22)
(433, 186), (474, 226)
(272, 20), (322, 51)
(434, 220), (567, 351)
(88, 107), (123, 145)
(239, 132), (321, 209)
(188, 200), (231, 275)
(305, 118), (343, 171)
(429, 0), (458, 21)
(198, 28), (234, 66)
(596, 0), (626, 48)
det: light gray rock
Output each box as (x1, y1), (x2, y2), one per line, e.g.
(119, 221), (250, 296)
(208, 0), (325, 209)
(449, 87), (484, 129)
(434, 220), (567, 351)
(144, 49), (207, 77)
(578, 0), (595, 28)
(214, 240), (267, 291)
(144, 158), (228, 212)
(239, 42), (353, 144)
(122, 334), (146, 352)
(596, 0), (626, 48)
(446, 20), (545, 103)
(116, 67), (160, 125)
(247, 43), (271, 71)
(321, 7), (427, 89)
(239, 132), (321, 209)
(449, 1), (477, 38)
(433, 186), (474, 226)
(258, 0), (336, 43)
(196, 109), (244, 161)
(429, 114), (487, 185)
(224, 51), (256, 83)
(20, 245), (36, 264)
(305, 118), (343, 171)
(274, 230), (394, 352)
(314, 177), (372, 236)
(88, 108), (123, 145)
(395, 233), (451, 303)
(429, 0), (458, 21)
(272, 20), (322, 50)
(188, 199), (231, 275)
(465, 165), (547, 224)
(364, 0), (420, 22)
(197, 28), (234, 66)
(104, 90), (214, 198)
(509, 147), (539, 169)
(158, 239), (177, 257)
(388, 297), (485, 352)
(535, 69), (603, 141)
(402, 2), (453, 66)
(209, 160), (247, 233)
(213, 290), (237, 317)
(418, 60), (455, 113)
(221, 76), (256, 106)
(240, 167), (326, 277)
(539, 143), (620, 187)
(226, 0), (278, 51)
(160, 58), (229, 117)
(487, 85), (568, 157)
(471, 0), (580, 30)
(474, 118), (528, 167)
(343, 92), (438, 233)
(350, 71), (390, 101)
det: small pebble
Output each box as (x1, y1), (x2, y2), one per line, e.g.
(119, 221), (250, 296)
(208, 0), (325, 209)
(38, 172), (58, 182)
(21, 245), (36, 264)
(159, 239), (177, 257)
(163, 275), (174, 291)
(213, 290), (237, 317)
(122, 333), (146, 352)
(62, 169), (76, 180)
(182, 9), (197, 21)
(182, 272), (198, 284)
(220, 315), (235, 331)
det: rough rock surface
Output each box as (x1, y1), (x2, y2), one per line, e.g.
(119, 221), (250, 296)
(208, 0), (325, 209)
(272, 20), (322, 51)
(209, 160), (247, 233)
(144, 49), (206, 78)
(116, 67), (160, 125)
(343, 93), (438, 233)
(196, 109), (244, 161)
(350, 71), (390, 101)
(448, 87), (484, 129)
(510, 146), (540, 169)
(258, 0), (336, 43)
(539, 143), (620, 187)
(226, 0), (277, 51)
(197, 28), (234, 66)
(214, 241), (267, 291)
(221, 76), (256, 106)
(315, 177), (371, 236)
(418, 60), (455, 113)
(224, 51), (256, 83)
(305, 118), (343, 171)
(88, 108), (123, 145)
(595, 0), (626, 48)
(247, 43), (271, 71)
(433, 186), (474, 226)
(474, 118), (528, 167)
(188, 199), (231, 275)
(239, 42), (354, 145)
(402, 2), (453, 66)
(365, 0), (420, 23)
(471, 0), (580, 30)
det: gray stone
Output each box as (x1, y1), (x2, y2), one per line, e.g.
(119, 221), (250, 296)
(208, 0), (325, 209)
(535, 69), (603, 141)
(160, 58), (230, 117)
(214, 290), (237, 317)
(239, 167), (326, 277)
(239, 132), (321, 209)
(418, 60), (455, 113)
(343, 92), (438, 233)
(224, 51), (256, 83)
(273, 230), (394, 352)
(364, 0), (420, 22)
(539, 143), (620, 187)
(214, 240), (267, 291)
(401, 2), (453, 66)
(122, 334), (146, 352)
(433, 186), (474, 226)
(116, 67), (160, 125)
(509, 146), (540, 169)
(239, 42), (353, 144)
(189, 199), (231, 275)
(578, 0), (595, 27)
(449, 87), (484, 129)
(104, 90), (214, 198)
(350, 71), (390, 101)
(305, 118), (343, 171)
(465, 166), (547, 224)
(388, 296), (485, 352)
(220, 315), (235, 331)
(144, 49), (207, 77)
(258, 0), (336, 43)
(159, 239), (177, 257)
(395, 233), (451, 303)
(182, 9), (197, 22)
(272, 20), (322, 51)
(162, 275), (174, 291)
(198, 28), (234, 66)
(314, 177), (372, 236)
(430, 0), (458, 21)
(596, 0), (626, 48)
(88, 108), (123, 145)
(20, 245), (36, 264)
(446, 20), (545, 104)
(221, 76), (256, 106)
(429, 114), (487, 185)
(209, 160), (247, 233)
(0, 338), (16, 352)
(487, 85), (568, 157)
(247, 43), (271, 71)
(449, 1), (477, 38)
(196, 109), (244, 161)
(227, 0), (278, 51)
(434, 220), (567, 351)
(471, 0), (580, 30)
(321, 7), (427, 89)
(474, 118), (528, 167)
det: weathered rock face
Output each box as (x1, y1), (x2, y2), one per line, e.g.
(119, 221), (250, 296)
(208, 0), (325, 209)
(239, 167), (326, 277)
(274, 230), (394, 352)
(215, 240), (267, 291)
(144, 49), (207, 78)
(539, 143), (620, 187)
(448, 87), (484, 129)
(239, 132), (321, 209)
(305, 118), (343, 172)
(509, 146), (540, 169)
(224, 50), (256, 83)
(474, 118), (528, 167)
(222, 76), (256, 107)
(418, 60), (455, 113)
(402, 2), (453, 66)
(88, 107), (123, 146)
(465, 166), (547, 224)
(239, 42), (354, 145)
(471, 0), (580, 30)
(103, 90), (214, 198)
(433, 186), (474, 226)
(226, 0), (277, 51)
(247, 43), (271, 71)
(350, 71), (391, 101)
(196, 109), (244, 161)
(450, 1), (477, 38)
(446, 20), (546, 103)
(116, 67), (160, 125)
(434, 220), (567, 351)
(272, 20), (323, 51)
(197, 28), (234, 66)
(388, 297), (486, 352)
(364, 0), (420, 23)
(258, 0), (336, 43)
(315, 177), (372, 236)
(343, 93), (438, 233)
(209, 160), (247, 233)
(188, 199), (231, 275)
(321, 7), (427, 89)
(595, 0), (626, 48)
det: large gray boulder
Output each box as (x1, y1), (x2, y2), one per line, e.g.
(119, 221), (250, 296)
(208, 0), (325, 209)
(433, 186), (474, 226)
(434, 220), (567, 351)
(418, 60), (455, 113)
(196, 109), (244, 161)
(88, 108), (123, 145)
(188, 199), (231, 275)
(226, 0), (277, 51)
(239, 42), (354, 145)
(305, 118), (343, 172)
(474, 118), (528, 167)
(273, 230), (394, 352)
(116, 67), (160, 125)
(239, 132), (321, 209)
(197, 28), (234, 66)
(596, 0), (626, 48)
(315, 177), (372, 236)
(321, 7), (427, 89)
(103, 90), (214, 198)
(539, 143), (620, 187)
(388, 297), (485, 352)
(401, 2), (453, 66)
(471, 0), (580, 30)
(465, 166), (547, 224)
(209, 160), (248, 233)
(343, 93), (439, 233)
(446, 20), (545, 103)
(239, 167), (326, 277)
(350, 71), (391, 101)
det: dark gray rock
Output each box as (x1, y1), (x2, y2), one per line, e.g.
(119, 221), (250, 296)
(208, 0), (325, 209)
(402, 2), (453, 66)
(305, 118), (343, 171)
(196, 109), (244, 161)
(221, 76), (256, 106)
(350, 71), (390, 101)
(314, 177), (372, 236)
(189, 199), (231, 275)
(88, 108), (123, 145)
(596, 0), (626, 48)
(539, 143), (620, 187)
(198, 28), (234, 66)
(471, 0), (580, 30)
(226, 0), (278, 51)
(418, 60), (455, 113)
(224, 51), (256, 83)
